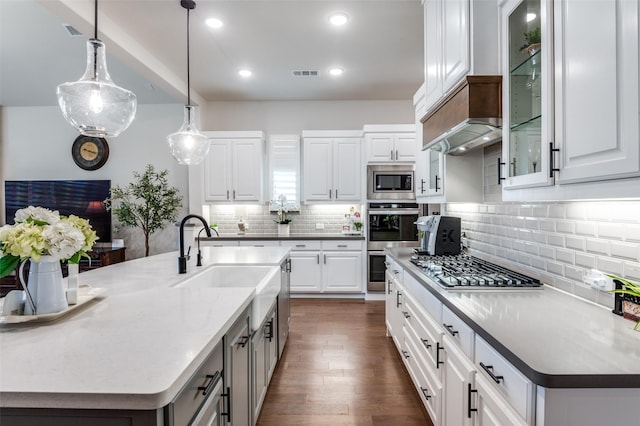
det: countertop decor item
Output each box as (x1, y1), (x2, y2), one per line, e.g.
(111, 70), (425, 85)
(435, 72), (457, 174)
(166, 0), (210, 165)
(277, 223), (290, 236)
(607, 274), (640, 330)
(56, 0), (136, 137)
(273, 194), (295, 226)
(105, 165), (183, 257)
(0, 206), (97, 315)
(71, 135), (109, 170)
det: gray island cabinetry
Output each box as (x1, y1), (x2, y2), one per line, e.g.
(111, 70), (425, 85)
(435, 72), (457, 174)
(0, 247), (291, 426)
(385, 249), (640, 426)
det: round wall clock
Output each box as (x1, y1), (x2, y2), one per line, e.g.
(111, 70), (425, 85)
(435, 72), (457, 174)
(71, 135), (109, 170)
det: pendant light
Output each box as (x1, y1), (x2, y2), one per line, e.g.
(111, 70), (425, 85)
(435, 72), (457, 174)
(166, 0), (209, 165)
(56, 0), (137, 138)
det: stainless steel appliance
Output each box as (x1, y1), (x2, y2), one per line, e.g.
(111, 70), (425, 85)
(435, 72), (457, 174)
(410, 253), (542, 290)
(367, 164), (415, 200)
(415, 215), (461, 255)
(367, 202), (419, 291)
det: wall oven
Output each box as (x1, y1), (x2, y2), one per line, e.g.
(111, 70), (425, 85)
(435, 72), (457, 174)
(367, 202), (419, 292)
(367, 165), (415, 200)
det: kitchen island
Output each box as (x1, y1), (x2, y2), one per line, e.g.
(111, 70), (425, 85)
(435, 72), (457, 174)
(385, 248), (640, 425)
(0, 247), (290, 424)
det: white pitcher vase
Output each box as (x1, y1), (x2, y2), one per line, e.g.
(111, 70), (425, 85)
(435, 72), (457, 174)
(19, 256), (68, 315)
(278, 223), (290, 236)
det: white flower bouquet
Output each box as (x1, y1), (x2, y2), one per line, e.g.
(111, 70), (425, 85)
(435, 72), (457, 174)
(0, 206), (98, 278)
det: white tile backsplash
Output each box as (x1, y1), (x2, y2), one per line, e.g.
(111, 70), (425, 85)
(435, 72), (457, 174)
(446, 199), (640, 308)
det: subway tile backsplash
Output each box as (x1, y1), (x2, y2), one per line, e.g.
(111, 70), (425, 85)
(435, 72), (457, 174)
(446, 201), (640, 308)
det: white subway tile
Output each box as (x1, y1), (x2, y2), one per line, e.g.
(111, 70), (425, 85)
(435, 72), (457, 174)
(575, 222), (597, 237)
(574, 282), (597, 303)
(596, 257), (623, 275)
(519, 205), (533, 217)
(626, 224), (640, 242)
(610, 242), (640, 261)
(531, 256), (546, 270)
(575, 252), (596, 269)
(548, 204), (565, 219)
(598, 222), (625, 240)
(566, 203), (588, 220)
(556, 221), (576, 234)
(596, 290), (614, 309)
(531, 204), (548, 217)
(525, 242), (539, 255)
(512, 240), (525, 252)
(565, 265), (585, 282)
(524, 217), (539, 230)
(585, 238), (609, 255)
(554, 278), (575, 294)
(540, 246), (555, 259)
(566, 236), (586, 251)
(539, 219), (556, 232)
(546, 260), (564, 276)
(555, 248), (575, 264)
(623, 262), (640, 281)
(547, 234), (565, 247)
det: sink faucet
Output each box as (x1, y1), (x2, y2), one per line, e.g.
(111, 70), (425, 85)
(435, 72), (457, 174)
(197, 226), (219, 266)
(179, 214), (211, 274)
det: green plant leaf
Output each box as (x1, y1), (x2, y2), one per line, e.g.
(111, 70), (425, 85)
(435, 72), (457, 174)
(0, 255), (20, 278)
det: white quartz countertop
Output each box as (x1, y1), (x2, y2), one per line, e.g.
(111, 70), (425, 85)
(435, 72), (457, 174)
(0, 247), (290, 410)
(387, 249), (640, 388)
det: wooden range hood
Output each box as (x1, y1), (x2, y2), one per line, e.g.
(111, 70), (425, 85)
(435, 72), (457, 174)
(420, 76), (502, 155)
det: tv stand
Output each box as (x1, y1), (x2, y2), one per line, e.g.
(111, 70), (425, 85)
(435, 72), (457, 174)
(0, 246), (126, 297)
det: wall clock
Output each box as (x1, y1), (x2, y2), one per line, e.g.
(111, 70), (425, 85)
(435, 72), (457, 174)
(71, 135), (109, 170)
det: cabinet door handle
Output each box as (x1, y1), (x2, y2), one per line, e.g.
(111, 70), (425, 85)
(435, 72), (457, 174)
(335, 189), (338, 199)
(233, 189), (236, 199)
(467, 383), (478, 418)
(443, 323), (459, 336)
(317, 254), (320, 264)
(479, 362), (504, 384)
(436, 342), (444, 368)
(420, 179), (426, 193)
(435, 175), (440, 192)
(402, 311), (410, 319)
(390, 150), (394, 160)
(393, 269), (400, 275)
(237, 335), (250, 348)
(420, 387), (431, 400)
(337, 244), (347, 248)
(549, 141), (560, 178)
(420, 338), (431, 349)
(295, 244), (306, 248)
(226, 190), (230, 200)
(497, 157), (506, 185)
(222, 387), (232, 422)
(324, 254), (327, 264)
(401, 350), (410, 359)
(387, 280), (393, 294)
(265, 319), (274, 341)
(396, 291), (402, 307)
(197, 371), (221, 396)
(395, 150), (399, 160)
(329, 189), (332, 199)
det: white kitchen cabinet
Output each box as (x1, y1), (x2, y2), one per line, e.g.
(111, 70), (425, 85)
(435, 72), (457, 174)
(502, 0), (640, 200)
(224, 307), (252, 426)
(302, 131), (362, 202)
(288, 250), (323, 293)
(473, 374), (528, 426)
(323, 251), (362, 292)
(442, 335), (474, 426)
(414, 84), (429, 202)
(251, 302), (277, 423)
(363, 125), (417, 163)
(203, 131), (264, 203)
(422, 0), (499, 112)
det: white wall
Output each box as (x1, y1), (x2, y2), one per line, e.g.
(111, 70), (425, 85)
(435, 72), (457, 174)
(0, 104), (188, 259)
(203, 100), (414, 132)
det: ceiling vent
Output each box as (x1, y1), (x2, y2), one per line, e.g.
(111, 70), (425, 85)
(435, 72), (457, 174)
(292, 70), (319, 77)
(63, 24), (83, 37)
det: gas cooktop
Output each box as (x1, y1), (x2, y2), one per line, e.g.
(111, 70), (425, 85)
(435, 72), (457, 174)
(410, 253), (543, 289)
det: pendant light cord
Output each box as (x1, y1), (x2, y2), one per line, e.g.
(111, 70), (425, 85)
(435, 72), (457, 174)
(94, 0), (98, 39)
(186, 6), (191, 106)
(93, 0), (99, 80)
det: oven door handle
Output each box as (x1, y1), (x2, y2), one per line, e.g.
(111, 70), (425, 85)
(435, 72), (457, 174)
(368, 210), (420, 215)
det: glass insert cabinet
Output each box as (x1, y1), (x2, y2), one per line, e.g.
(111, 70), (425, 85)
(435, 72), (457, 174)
(501, 0), (554, 189)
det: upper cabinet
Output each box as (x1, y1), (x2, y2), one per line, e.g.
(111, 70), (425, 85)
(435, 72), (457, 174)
(414, 84), (429, 202)
(302, 130), (363, 203)
(364, 125), (417, 163)
(422, 0), (499, 113)
(202, 131), (265, 203)
(501, 0), (640, 200)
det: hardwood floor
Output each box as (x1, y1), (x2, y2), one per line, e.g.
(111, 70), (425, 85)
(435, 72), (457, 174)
(256, 299), (434, 426)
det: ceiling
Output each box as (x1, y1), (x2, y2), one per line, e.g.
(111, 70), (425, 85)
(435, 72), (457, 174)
(0, 0), (424, 107)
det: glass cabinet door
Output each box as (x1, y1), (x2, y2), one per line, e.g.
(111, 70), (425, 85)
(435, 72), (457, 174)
(427, 147), (443, 195)
(501, 0), (554, 188)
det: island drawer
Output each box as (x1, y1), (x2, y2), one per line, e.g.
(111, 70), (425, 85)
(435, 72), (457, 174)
(442, 305), (474, 359)
(167, 341), (224, 425)
(475, 335), (533, 421)
(281, 240), (322, 250)
(239, 240), (280, 247)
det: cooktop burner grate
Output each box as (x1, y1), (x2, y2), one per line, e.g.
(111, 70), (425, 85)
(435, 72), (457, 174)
(410, 254), (542, 289)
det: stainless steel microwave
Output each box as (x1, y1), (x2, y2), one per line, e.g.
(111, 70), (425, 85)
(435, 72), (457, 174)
(367, 165), (415, 200)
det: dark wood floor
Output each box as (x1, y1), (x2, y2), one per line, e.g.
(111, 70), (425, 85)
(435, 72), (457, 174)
(256, 299), (434, 426)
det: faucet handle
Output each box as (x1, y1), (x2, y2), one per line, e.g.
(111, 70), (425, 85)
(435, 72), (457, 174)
(186, 246), (191, 260)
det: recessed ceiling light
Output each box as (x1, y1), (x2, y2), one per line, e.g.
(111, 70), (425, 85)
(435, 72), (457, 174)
(328, 67), (344, 76)
(329, 13), (349, 26)
(526, 13), (537, 22)
(206, 18), (224, 29)
(238, 69), (252, 78)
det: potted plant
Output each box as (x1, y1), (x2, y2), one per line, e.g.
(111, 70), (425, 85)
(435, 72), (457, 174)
(519, 26), (541, 56)
(273, 195), (293, 236)
(607, 274), (640, 330)
(353, 221), (363, 232)
(105, 164), (183, 257)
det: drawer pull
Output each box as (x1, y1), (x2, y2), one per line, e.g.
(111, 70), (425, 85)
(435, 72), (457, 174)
(237, 335), (250, 348)
(396, 291), (402, 308)
(468, 383), (478, 418)
(401, 350), (410, 359)
(393, 269), (400, 275)
(384, 261), (391, 267)
(254, 244), (264, 247)
(337, 244), (347, 248)
(436, 342), (444, 368)
(443, 323), (459, 337)
(197, 371), (221, 396)
(420, 387), (431, 400)
(402, 311), (411, 319)
(387, 280), (393, 294)
(479, 362), (504, 384)
(295, 244), (306, 247)
(420, 338), (431, 349)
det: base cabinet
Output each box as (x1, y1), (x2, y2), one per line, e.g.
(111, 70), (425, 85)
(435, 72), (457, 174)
(251, 303), (278, 423)
(473, 374), (528, 426)
(224, 309), (251, 426)
(442, 336), (474, 426)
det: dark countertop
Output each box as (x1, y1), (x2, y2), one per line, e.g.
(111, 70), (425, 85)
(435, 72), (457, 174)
(199, 233), (365, 241)
(386, 248), (640, 389)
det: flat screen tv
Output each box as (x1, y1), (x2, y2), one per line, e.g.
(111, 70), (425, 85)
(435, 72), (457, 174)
(4, 180), (112, 243)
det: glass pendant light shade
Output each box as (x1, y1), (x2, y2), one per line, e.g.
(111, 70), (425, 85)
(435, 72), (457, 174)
(167, 105), (210, 165)
(57, 39), (137, 138)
